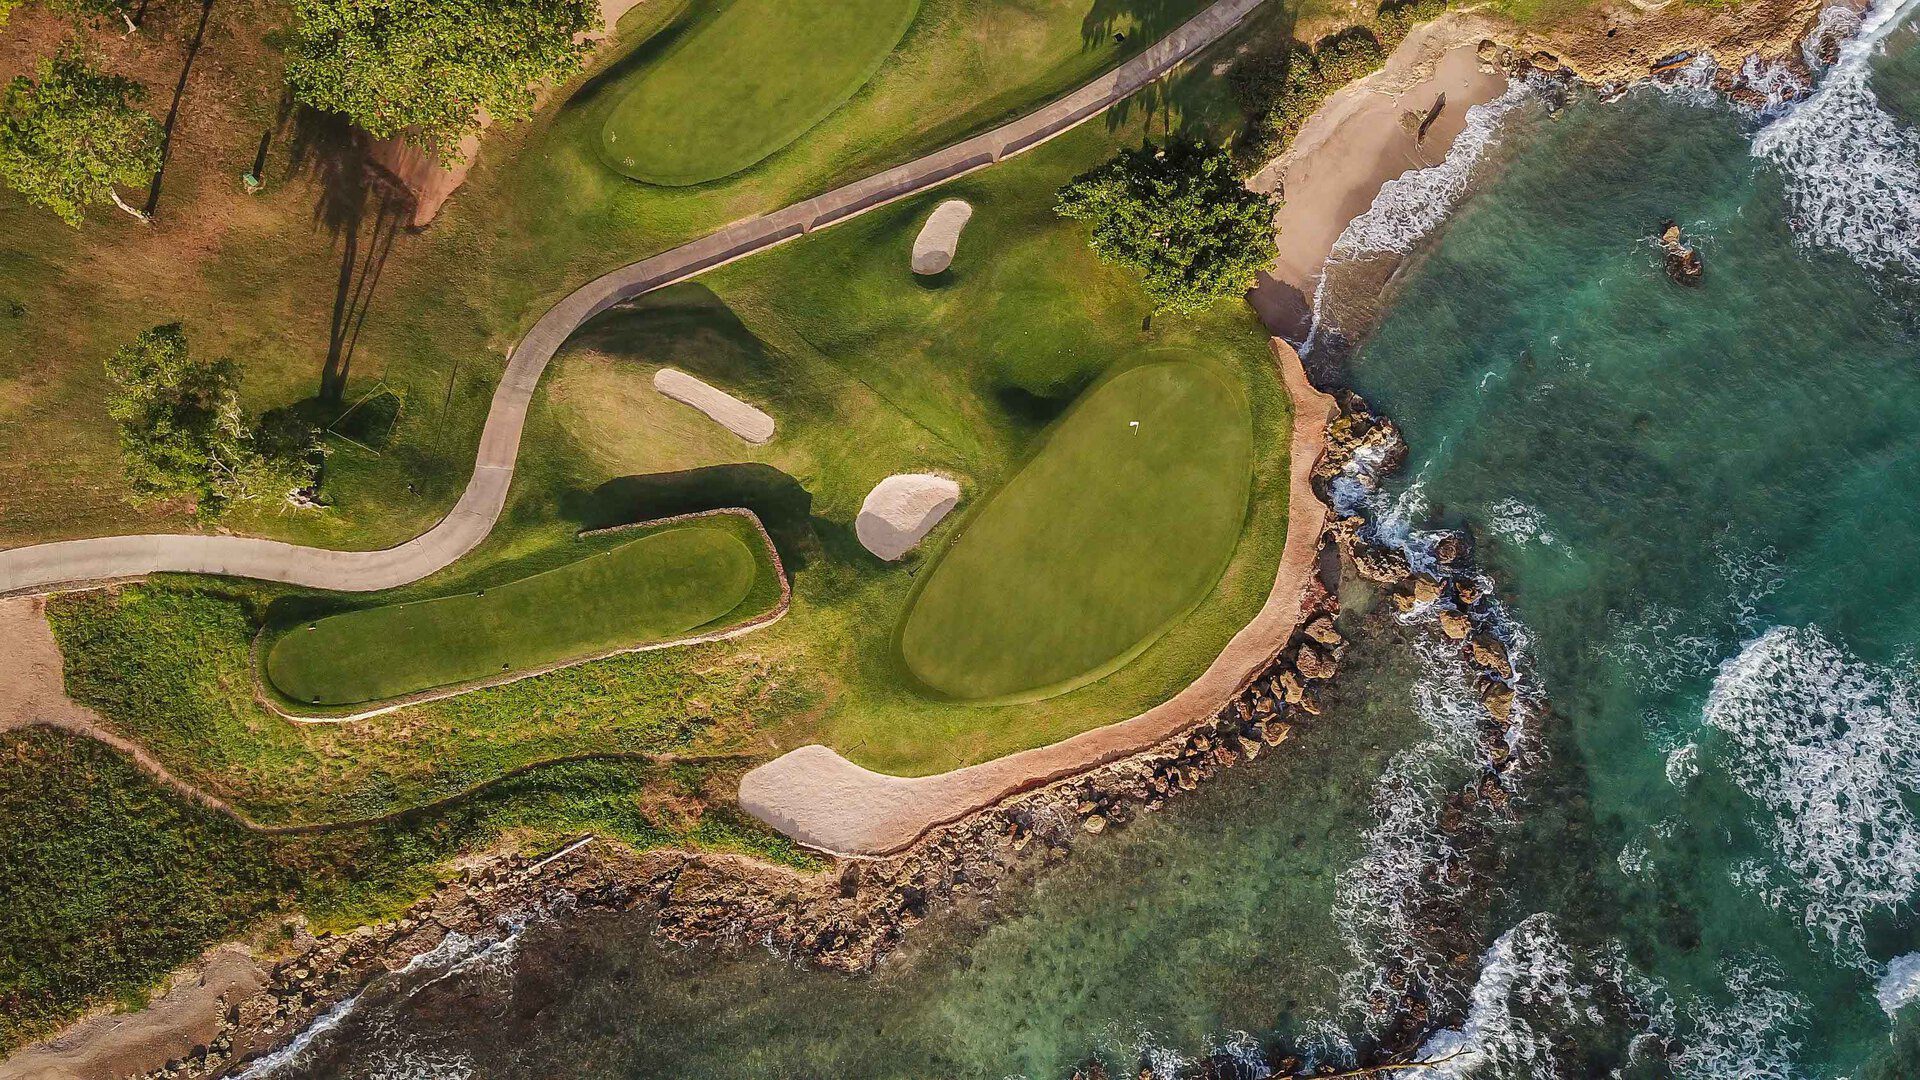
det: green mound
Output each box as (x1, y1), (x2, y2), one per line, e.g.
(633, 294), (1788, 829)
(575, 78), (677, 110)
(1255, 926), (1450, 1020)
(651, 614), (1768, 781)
(266, 524), (760, 705)
(898, 359), (1254, 703)
(597, 0), (920, 186)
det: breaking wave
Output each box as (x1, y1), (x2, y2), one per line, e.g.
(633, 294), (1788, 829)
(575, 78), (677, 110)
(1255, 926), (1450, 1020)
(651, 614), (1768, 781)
(1409, 915), (1598, 1078)
(1751, 0), (1920, 279)
(1700, 625), (1920, 969)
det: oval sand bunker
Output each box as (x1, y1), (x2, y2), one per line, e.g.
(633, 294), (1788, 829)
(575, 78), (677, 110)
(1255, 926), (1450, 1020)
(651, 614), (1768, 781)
(911, 200), (974, 275)
(857, 474), (961, 560)
(653, 368), (776, 445)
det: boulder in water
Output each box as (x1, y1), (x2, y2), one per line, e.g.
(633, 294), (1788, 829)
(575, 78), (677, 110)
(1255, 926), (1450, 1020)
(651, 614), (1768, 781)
(1659, 219), (1704, 286)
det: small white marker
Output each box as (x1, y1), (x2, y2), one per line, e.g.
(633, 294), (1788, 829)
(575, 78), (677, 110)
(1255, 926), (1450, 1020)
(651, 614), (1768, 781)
(1129, 421), (1140, 434)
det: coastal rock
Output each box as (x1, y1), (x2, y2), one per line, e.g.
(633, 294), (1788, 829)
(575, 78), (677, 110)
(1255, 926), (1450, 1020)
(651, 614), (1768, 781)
(1659, 220), (1704, 286)
(1433, 532), (1472, 567)
(1438, 608), (1473, 640)
(1351, 543), (1412, 585)
(1303, 614), (1342, 647)
(1295, 643), (1337, 681)
(1276, 668), (1307, 703)
(1411, 574), (1445, 605)
(1480, 682), (1516, 724)
(1471, 635), (1515, 679)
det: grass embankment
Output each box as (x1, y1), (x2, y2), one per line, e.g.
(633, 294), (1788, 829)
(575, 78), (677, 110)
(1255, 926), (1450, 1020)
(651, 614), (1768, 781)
(0, 0), (1239, 549)
(899, 358), (1254, 703)
(598, 0), (922, 185)
(0, 726), (817, 1057)
(265, 516), (770, 706)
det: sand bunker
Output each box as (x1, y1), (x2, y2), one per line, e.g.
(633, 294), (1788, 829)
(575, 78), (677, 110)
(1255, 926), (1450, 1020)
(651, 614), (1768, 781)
(653, 368), (775, 444)
(856, 474), (961, 560)
(911, 200), (974, 275)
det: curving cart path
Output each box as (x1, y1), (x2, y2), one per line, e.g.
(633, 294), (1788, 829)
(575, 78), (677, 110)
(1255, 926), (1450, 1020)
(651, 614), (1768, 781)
(0, 0), (1266, 598)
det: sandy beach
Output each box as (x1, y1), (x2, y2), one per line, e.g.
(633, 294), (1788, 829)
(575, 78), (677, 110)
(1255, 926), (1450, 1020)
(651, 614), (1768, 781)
(1250, 12), (1511, 341)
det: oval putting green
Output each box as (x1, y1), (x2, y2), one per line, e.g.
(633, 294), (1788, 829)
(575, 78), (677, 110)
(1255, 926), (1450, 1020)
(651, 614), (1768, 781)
(899, 358), (1254, 703)
(266, 525), (758, 706)
(597, 0), (920, 186)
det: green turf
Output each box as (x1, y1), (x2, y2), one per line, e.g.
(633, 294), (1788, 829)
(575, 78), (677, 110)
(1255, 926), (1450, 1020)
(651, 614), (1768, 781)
(265, 522), (761, 705)
(898, 358), (1253, 702)
(597, 0), (921, 186)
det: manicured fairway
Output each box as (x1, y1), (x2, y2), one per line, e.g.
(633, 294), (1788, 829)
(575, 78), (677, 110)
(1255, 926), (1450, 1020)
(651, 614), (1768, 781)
(266, 524), (759, 705)
(597, 0), (920, 186)
(898, 358), (1254, 702)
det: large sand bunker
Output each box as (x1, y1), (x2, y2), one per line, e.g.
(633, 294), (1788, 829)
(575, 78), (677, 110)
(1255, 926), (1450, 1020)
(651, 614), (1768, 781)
(911, 200), (974, 275)
(856, 474), (961, 560)
(653, 368), (776, 444)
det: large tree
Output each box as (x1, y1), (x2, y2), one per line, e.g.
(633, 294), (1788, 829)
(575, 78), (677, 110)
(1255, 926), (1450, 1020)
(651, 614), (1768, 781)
(0, 44), (161, 225)
(1056, 137), (1278, 315)
(285, 0), (598, 159)
(104, 324), (323, 517)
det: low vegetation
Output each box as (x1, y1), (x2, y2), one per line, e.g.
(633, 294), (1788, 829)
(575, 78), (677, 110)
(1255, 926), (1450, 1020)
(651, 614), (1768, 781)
(597, 0), (920, 185)
(900, 357), (1254, 702)
(265, 515), (773, 706)
(0, 726), (818, 1056)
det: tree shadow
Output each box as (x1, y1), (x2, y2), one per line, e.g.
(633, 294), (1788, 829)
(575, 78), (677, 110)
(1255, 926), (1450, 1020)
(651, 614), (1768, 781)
(141, 0), (216, 218)
(560, 463), (842, 573)
(287, 109), (417, 404)
(1080, 0), (1194, 52)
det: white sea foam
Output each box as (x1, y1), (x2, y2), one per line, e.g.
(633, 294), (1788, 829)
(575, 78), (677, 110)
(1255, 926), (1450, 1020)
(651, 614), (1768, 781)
(1484, 497), (1563, 552)
(1876, 951), (1920, 1014)
(1603, 948), (1809, 1080)
(1331, 634), (1493, 1017)
(231, 917), (534, 1078)
(1406, 915), (1596, 1078)
(1329, 82), (1537, 258)
(1700, 625), (1920, 968)
(1751, 0), (1920, 279)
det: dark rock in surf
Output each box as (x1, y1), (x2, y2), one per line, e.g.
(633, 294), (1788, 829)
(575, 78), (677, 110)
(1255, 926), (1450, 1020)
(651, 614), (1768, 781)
(1659, 220), (1704, 286)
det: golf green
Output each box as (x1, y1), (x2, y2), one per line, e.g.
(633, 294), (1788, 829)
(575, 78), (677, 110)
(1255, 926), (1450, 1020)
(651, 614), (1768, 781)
(898, 358), (1254, 703)
(597, 0), (920, 186)
(266, 524), (760, 706)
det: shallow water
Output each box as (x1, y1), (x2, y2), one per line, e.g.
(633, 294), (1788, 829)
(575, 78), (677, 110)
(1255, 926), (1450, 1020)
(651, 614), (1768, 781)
(245, 8), (1920, 1078)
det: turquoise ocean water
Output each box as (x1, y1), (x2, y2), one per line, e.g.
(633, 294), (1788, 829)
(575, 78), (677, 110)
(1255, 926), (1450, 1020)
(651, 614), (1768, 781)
(247, 4), (1920, 1076)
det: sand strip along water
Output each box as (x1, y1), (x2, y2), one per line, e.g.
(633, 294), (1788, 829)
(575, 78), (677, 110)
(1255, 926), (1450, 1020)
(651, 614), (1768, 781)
(856, 474), (961, 560)
(739, 338), (1336, 855)
(652, 368), (777, 444)
(1249, 12), (1511, 341)
(911, 199), (974, 274)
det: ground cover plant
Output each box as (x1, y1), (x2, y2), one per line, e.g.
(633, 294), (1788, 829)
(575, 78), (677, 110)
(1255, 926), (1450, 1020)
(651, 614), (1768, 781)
(597, 0), (921, 185)
(0, 726), (816, 1056)
(898, 356), (1254, 702)
(264, 515), (771, 706)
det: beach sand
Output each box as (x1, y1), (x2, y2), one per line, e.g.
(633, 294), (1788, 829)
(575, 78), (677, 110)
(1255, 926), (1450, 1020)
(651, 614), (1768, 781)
(1250, 13), (1510, 341)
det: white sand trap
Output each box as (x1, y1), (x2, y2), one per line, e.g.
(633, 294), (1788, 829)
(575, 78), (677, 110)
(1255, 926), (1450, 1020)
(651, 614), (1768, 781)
(857, 473), (961, 560)
(911, 199), (974, 275)
(653, 367), (775, 444)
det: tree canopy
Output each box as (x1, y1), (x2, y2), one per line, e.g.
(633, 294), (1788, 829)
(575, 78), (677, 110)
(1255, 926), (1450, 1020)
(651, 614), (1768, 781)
(0, 44), (161, 226)
(285, 0), (599, 158)
(1055, 137), (1278, 315)
(104, 324), (323, 517)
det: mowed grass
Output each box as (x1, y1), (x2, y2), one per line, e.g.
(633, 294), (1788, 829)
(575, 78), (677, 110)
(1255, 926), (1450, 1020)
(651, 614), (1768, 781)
(598, 0), (922, 185)
(265, 520), (763, 706)
(899, 358), (1253, 702)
